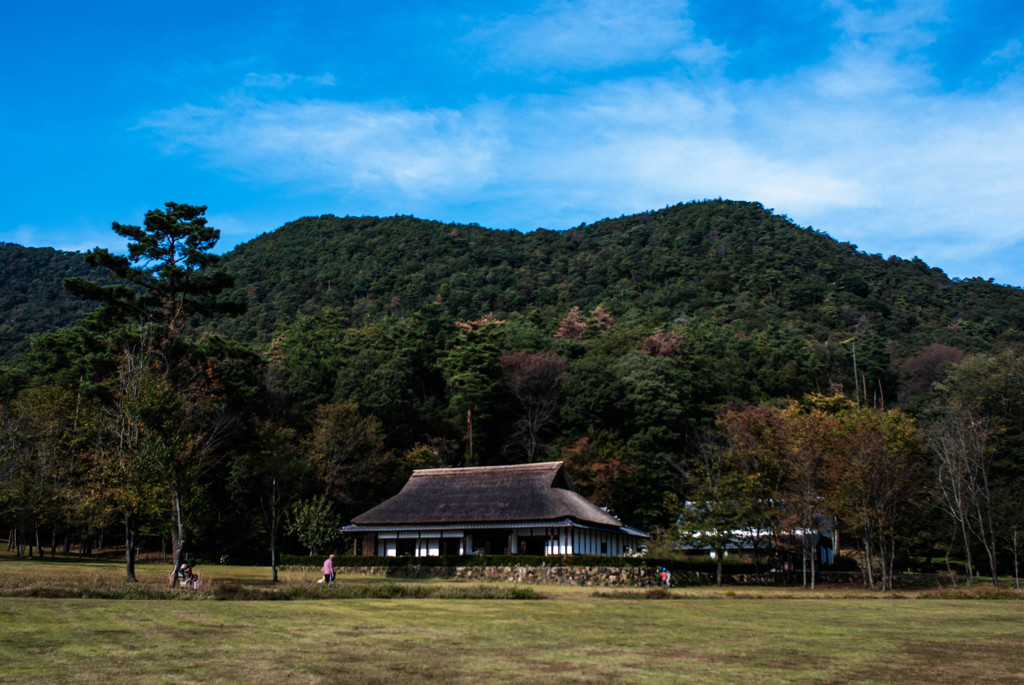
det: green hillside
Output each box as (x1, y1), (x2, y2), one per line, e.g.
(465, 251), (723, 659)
(0, 243), (99, 361)
(213, 199), (1024, 355)
(5, 200), (1022, 362)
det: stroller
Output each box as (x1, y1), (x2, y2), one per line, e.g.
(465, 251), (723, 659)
(175, 561), (201, 589)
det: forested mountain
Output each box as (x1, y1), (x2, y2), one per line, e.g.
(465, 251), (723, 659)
(0, 243), (99, 361)
(5, 200), (1023, 363)
(213, 200), (1024, 356)
(3, 199), (1024, 582)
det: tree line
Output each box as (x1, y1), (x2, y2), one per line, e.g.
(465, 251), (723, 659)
(1, 203), (1023, 588)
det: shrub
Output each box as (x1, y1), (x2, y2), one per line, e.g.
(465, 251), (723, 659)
(928, 587), (1024, 600)
(279, 553), (752, 573)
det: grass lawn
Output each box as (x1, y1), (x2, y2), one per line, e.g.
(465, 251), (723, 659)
(1, 556), (1022, 684)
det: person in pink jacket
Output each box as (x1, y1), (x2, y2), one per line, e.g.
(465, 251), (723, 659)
(322, 553), (335, 584)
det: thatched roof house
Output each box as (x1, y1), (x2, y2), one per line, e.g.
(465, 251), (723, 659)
(343, 462), (648, 557)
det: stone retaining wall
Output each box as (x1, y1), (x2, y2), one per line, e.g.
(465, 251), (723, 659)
(337, 565), (659, 586)
(332, 565), (862, 587)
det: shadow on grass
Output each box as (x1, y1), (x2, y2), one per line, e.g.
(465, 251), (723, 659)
(593, 586), (1024, 600)
(0, 580), (543, 601)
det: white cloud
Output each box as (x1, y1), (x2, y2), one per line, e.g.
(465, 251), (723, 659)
(811, 0), (947, 98)
(20, 221), (129, 255)
(473, 0), (724, 70)
(243, 73), (298, 89)
(826, 0), (947, 49)
(13, 224), (38, 246)
(143, 97), (506, 198)
(485, 78), (868, 223)
(985, 39), (1023, 65)
(307, 73), (336, 87)
(242, 72), (337, 89)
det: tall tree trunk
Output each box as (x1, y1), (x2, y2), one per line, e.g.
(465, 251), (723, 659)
(885, 534), (893, 592)
(259, 476), (284, 583)
(801, 544), (807, 588)
(976, 495), (999, 588)
(944, 532), (958, 588)
(124, 511), (138, 582)
(878, 533), (891, 592)
(863, 527), (875, 590)
(884, 532), (892, 589)
(467, 408), (474, 466)
(751, 531), (763, 582)
(169, 484), (186, 587)
(810, 537), (817, 590)
(269, 478), (279, 583)
(958, 515), (974, 589)
(270, 536), (278, 582)
(1013, 529), (1019, 591)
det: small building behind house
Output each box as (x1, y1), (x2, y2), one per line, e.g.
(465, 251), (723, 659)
(678, 529), (835, 567)
(342, 461), (648, 557)
(675, 500), (837, 568)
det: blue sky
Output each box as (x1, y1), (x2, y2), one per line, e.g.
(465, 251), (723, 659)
(3, 1), (1024, 286)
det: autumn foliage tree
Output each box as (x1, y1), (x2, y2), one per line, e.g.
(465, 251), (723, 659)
(560, 434), (639, 521)
(554, 306), (586, 340)
(715, 395), (925, 589)
(827, 402), (926, 590)
(0, 384), (91, 559)
(717, 404), (791, 549)
(776, 403), (836, 588)
(305, 400), (396, 520)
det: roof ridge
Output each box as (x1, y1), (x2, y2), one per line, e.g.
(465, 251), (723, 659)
(410, 461), (563, 477)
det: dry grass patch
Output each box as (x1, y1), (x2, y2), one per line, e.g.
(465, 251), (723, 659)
(3, 596), (1022, 683)
(2, 556), (1023, 683)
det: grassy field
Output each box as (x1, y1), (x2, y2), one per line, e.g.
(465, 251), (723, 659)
(1, 556), (1022, 684)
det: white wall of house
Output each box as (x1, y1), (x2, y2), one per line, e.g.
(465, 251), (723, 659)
(571, 528), (631, 556)
(373, 527), (640, 557)
(376, 530), (464, 557)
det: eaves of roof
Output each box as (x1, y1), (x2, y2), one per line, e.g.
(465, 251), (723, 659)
(342, 518), (650, 538)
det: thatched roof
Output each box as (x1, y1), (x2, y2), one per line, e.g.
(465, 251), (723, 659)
(348, 461), (641, 533)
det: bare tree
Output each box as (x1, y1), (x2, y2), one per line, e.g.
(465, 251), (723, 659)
(499, 350), (566, 463)
(929, 410), (999, 588)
